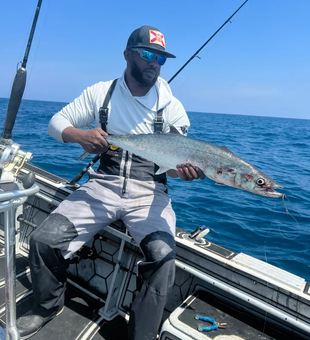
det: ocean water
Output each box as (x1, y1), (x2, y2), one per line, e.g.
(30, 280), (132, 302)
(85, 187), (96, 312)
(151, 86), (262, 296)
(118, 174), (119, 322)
(0, 97), (309, 281)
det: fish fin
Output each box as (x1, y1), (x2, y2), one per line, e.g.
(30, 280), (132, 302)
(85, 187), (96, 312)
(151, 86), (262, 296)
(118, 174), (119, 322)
(216, 182), (226, 186)
(169, 125), (181, 134)
(220, 146), (234, 154)
(155, 166), (172, 175)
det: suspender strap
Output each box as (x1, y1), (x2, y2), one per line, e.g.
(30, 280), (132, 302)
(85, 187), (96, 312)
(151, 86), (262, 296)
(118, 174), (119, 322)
(153, 108), (164, 133)
(99, 79), (118, 132)
(100, 79), (163, 133)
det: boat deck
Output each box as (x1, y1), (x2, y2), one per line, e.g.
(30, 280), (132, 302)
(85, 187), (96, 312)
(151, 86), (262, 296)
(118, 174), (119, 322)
(0, 252), (129, 340)
(0, 175), (309, 340)
(0, 250), (308, 340)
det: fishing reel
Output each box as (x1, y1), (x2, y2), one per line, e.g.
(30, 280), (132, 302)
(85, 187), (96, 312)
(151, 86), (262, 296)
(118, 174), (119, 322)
(0, 138), (33, 187)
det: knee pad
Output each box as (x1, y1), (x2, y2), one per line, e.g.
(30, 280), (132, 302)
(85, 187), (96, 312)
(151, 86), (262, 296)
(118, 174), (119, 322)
(30, 213), (78, 250)
(138, 232), (176, 295)
(140, 231), (175, 263)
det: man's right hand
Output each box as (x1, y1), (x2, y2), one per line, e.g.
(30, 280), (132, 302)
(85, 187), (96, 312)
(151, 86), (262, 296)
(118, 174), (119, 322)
(62, 127), (109, 154)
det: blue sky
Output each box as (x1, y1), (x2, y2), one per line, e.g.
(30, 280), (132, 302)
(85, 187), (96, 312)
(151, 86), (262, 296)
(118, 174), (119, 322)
(1, 0), (309, 119)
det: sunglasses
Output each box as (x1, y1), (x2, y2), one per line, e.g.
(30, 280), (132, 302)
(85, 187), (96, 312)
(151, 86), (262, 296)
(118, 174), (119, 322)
(131, 48), (167, 66)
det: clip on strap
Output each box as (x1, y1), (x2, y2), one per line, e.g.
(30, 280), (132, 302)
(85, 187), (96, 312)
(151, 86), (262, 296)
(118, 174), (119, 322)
(99, 79), (118, 132)
(99, 107), (109, 127)
(153, 108), (164, 133)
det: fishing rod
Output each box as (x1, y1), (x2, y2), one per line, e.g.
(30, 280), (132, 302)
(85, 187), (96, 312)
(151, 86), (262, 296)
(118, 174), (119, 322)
(168, 0), (249, 84)
(70, 0), (249, 185)
(0, 3), (43, 340)
(69, 154), (101, 185)
(0, 0), (43, 182)
(1, 0), (43, 140)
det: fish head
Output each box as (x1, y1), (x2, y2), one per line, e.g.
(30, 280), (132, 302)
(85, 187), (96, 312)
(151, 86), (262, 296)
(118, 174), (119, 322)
(237, 168), (284, 198)
(213, 166), (283, 198)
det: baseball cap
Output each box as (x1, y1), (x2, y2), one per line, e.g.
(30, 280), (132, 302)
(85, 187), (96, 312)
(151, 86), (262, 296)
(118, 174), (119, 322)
(126, 25), (176, 58)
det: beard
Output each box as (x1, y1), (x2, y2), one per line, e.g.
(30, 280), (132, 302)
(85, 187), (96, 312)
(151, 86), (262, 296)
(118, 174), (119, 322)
(130, 60), (159, 87)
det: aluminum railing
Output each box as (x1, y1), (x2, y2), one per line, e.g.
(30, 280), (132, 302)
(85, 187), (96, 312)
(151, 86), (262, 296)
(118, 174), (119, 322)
(0, 181), (39, 340)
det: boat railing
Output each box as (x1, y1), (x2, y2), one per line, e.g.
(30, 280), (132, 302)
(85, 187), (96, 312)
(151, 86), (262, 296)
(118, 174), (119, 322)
(0, 180), (39, 340)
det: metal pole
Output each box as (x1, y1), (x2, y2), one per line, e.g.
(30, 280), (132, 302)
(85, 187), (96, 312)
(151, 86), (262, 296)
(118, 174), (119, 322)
(4, 208), (20, 340)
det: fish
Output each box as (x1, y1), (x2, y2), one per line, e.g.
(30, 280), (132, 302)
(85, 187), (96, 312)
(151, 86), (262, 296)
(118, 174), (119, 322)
(104, 126), (284, 198)
(105, 126), (283, 198)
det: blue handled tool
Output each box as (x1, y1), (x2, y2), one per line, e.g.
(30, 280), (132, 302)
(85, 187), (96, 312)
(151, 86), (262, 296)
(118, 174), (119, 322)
(197, 324), (219, 332)
(195, 314), (227, 332)
(195, 315), (217, 323)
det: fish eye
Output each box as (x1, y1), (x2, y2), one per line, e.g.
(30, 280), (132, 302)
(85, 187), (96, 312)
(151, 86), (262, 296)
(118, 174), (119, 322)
(256, 178), (265, 186)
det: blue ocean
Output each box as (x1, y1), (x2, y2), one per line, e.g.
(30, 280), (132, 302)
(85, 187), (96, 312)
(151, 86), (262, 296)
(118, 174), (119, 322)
(0, 97), (309, 281)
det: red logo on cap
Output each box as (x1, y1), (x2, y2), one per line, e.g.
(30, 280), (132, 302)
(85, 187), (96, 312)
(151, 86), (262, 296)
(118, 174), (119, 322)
(149, 30), (165, 48)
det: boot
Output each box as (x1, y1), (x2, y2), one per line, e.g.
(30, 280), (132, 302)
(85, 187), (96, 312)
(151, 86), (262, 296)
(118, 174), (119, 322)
(17, 306), (64, 339)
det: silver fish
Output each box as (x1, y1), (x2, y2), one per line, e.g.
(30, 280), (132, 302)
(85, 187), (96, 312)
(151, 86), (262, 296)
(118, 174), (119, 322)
(105, 127), (283, 198)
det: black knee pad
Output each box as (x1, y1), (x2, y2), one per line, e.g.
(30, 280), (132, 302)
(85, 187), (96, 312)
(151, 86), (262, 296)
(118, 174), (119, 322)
(138, 231), (176, 295)
(30, 213), (78, 250)
(140, 231), (175, 263)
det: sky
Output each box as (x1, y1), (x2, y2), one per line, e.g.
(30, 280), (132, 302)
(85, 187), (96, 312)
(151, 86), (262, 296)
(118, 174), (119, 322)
(0, 0), (309, 120)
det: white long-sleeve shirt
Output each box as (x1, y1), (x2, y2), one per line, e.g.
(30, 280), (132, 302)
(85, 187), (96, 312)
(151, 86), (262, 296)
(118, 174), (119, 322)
(48, 72), (190, 141)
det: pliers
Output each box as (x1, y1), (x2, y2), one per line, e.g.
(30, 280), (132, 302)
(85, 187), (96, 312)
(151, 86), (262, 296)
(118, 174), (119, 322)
(195, 314), (227, 332)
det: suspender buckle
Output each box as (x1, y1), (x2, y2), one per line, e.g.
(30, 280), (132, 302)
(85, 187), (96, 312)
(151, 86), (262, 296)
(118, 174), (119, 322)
(153, 116), (164, 133)
(99, 107), (109, 124)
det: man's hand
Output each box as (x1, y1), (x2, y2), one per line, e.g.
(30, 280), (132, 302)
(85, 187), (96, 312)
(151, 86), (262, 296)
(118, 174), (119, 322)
(62, 127), (109, 154)
(167, 164), (206, 181)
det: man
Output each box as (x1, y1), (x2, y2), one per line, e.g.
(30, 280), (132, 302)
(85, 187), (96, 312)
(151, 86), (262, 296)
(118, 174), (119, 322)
(17, 25), (205, 340)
